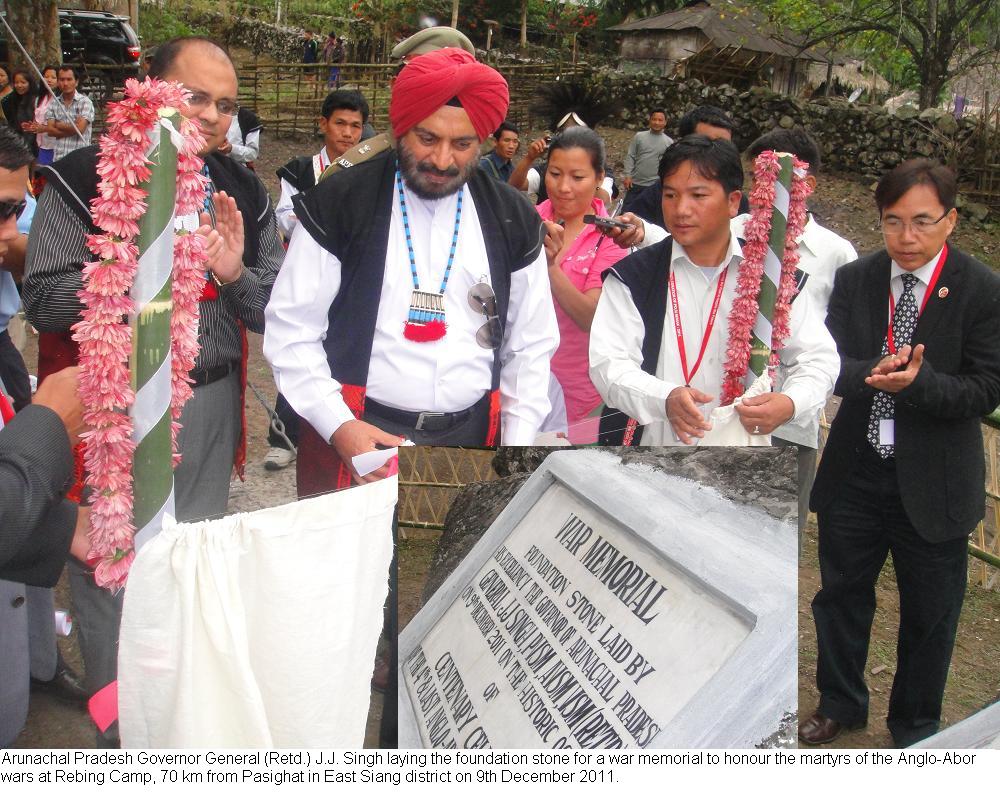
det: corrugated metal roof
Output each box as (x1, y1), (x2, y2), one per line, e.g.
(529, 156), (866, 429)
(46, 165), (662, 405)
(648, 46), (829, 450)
(608, 0), (820, 61)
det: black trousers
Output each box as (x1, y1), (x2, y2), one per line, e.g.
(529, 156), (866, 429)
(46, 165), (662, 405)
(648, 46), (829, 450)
(811, 449), (969, 747)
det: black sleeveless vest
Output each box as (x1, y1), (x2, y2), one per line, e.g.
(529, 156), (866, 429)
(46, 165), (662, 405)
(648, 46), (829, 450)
(293, 149), (546, 393)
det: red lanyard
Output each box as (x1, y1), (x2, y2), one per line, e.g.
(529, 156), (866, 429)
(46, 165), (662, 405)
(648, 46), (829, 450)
(669, 267), (728, 386)
(886, 244), (947, 354)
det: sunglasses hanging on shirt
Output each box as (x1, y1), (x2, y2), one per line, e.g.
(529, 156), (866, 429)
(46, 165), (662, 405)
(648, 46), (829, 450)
(468, 282), (502, 350)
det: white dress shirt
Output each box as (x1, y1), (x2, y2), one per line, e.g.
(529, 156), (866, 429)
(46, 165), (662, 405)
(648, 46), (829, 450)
(889, 247), (945, 311)
(275, 147), (330, 239)
(732, 213), (858, 447)
(264, 180), (558, 445)
(225, 120), (261, 164)
(589, 235), (839, 445)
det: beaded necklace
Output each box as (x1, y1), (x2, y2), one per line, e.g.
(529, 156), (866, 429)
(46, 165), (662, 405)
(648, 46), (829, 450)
(396, 169), (463, 342)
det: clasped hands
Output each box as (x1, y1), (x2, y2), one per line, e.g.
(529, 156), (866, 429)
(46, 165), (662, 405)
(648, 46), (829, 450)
(195, 191), (245, 284)
(666, 386), (794, 445)
(865, 343), (924, 393)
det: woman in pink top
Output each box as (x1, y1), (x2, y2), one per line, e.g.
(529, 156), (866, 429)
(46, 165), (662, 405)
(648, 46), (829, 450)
(537, 127), (627, 443)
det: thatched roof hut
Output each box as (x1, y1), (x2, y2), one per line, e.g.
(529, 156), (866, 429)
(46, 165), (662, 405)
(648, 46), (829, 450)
(608, 0), (824, 95)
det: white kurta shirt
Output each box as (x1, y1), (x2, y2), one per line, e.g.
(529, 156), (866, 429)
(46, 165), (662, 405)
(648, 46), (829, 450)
(732, 213), (858, 447)
(264, 180), (558, 446)
(589, 235), (839, 446)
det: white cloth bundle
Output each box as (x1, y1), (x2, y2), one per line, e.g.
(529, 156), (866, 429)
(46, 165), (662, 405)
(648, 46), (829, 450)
(699, 372), (773, 446)
(118, 476), (397, 747)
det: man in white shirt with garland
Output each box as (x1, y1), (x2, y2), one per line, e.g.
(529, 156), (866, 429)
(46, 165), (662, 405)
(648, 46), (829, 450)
(733, 128), (857, 535)
(589, 135), (838, 446)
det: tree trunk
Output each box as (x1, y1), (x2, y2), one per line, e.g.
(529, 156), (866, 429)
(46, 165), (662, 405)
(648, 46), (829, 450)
(6, 1), (61, 69)
(520, 0), (528, 51)
(451, 0), (460, 29)
(917, 53), (947, 109)
(918, 74), (947, 110)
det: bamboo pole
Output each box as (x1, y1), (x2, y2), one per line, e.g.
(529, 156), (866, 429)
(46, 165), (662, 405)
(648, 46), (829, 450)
(130, 109), (179, 548)
(746, 153), (794, 385)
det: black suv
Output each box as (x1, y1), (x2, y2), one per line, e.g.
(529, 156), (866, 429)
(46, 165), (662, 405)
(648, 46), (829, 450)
(1, 9), (141, 101)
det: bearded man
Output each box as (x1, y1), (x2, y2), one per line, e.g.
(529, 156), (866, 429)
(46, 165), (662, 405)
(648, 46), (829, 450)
(265, 48), (557, 496)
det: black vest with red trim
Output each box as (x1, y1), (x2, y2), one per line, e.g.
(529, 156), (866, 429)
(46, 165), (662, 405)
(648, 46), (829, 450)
(276, 155), (318, 194)
(292, 148), (545, 433)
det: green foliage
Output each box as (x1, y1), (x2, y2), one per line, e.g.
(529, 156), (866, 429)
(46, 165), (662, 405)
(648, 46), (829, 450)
(747, 0), (999, 103)
(138, 1), (211, 45)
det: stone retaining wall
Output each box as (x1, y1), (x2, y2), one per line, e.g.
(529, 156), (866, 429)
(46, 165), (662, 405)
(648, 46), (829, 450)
(590, 70), (992, 219)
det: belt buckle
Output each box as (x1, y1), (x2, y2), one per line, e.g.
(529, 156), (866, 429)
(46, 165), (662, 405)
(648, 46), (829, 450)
(415, 411), (446, 431)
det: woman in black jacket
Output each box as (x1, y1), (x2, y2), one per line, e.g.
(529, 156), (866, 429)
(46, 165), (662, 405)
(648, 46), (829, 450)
(2, 69), (41, 154)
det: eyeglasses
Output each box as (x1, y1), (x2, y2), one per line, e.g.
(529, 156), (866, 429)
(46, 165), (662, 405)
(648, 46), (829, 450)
(879, 210), (950, 235)
(187, 91), (239, 117)
(0, 198), (26, 221)
(468, 282), (502, 350)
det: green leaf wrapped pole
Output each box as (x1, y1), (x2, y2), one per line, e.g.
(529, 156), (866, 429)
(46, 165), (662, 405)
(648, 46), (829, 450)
(745, 153), (795, 388)
(130, 109), (180, 548)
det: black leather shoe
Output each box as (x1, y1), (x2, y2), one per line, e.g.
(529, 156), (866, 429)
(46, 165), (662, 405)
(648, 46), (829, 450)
(799, 712), (865, 745)
(31, 662), (89, 704)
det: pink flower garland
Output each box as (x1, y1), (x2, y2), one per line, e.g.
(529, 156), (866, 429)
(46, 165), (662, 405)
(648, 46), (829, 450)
(72, 78), (209, 590)
(720, 151), (813, 406)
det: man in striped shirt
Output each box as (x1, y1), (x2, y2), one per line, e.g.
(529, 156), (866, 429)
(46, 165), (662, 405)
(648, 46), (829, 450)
(22, 36), (283, 721)
(42, 66), (94, 162)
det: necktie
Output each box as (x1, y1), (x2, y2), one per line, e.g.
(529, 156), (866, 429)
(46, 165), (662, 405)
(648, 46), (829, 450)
(867, 273), (919, 458)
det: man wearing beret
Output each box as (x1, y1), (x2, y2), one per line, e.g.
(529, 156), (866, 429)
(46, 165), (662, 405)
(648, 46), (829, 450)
(265, 48), (557, 494)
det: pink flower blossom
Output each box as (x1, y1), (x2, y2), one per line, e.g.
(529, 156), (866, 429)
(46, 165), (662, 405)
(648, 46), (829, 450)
(77, 76), (207, 590)
(720, 151), (810, 406)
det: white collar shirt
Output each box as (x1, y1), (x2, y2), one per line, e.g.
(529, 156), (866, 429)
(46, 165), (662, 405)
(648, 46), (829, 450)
(264, 181), (558, 445)
(889, 246), (945, 313)
(589, 235), (838, 446)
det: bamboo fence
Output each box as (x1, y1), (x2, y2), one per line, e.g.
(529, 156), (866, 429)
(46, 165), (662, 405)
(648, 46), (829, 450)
(233, 60), (591, 138)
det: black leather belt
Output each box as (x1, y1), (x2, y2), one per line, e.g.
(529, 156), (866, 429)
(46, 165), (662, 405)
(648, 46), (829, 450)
(189, 361), (239, 388)
(364, 393), (489, 433)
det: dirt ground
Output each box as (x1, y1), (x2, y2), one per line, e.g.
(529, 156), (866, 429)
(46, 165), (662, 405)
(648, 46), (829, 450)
(11, 118), (997, 748)
(798, 517), (1000, 748)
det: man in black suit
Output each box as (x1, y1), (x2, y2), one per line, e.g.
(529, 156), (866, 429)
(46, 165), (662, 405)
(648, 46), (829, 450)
(1, 366), (92, 746)
(0, 367), (90, 581)
(801, 159), (1000, 747)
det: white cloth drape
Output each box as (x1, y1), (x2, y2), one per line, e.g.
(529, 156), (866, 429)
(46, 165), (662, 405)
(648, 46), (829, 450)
(118, 476), (397, 748)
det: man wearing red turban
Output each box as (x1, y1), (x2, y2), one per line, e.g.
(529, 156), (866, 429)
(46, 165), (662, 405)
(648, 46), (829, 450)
(265, 47), (558, 491)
